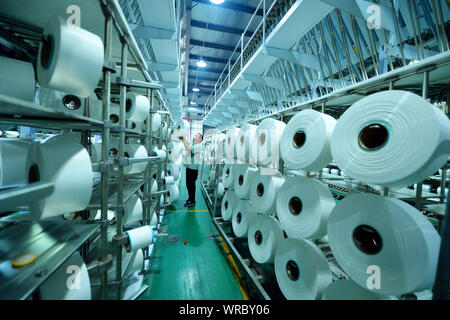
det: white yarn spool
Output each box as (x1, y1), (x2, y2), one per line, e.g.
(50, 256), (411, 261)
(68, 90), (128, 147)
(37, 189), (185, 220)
(167, 184), (179, 204)
(222, 164), (236, 188)
(276, 177), (335, 240)
(248, 215), (284, 264)
(256, 118), (286, 166)
(322, 279), (389, 300)
(0, 56), (35, 101)
(331, 91), (450, 187)
(124, 144), (148, 174)
(164, 176), (175, 186)
(280, 110), (336, 171)
(0, 139), (31, 186)
(231, 200), (257, 238)
(37, 17), (103, 97)
(217, 182), (225, 199)
(151, 113), (162, 132)
(39, 251), (91, 300)
(125, 92), (150, 123)
(236, 124), (258, 164)
(225, 127), (239, 163)
(233, 164), (258, 199)
(125, 225), (154, 252)
(249, 169), (285, 214)
(221, 190), (238, 221)
(26, 140), (93, 219)
(275, 238), (332, 300)
(328, 193), (441, 296)
(124, 195), (143, 225)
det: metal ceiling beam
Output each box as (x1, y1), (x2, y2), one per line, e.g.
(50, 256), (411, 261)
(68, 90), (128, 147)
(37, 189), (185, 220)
(190, 19), (253, 37)
(188, 83), (216, 90)
(189, 54), (235, 65)
(188, 65), (227, 74)
(193, 0), (263, 16)
(129, 23), (175, 40)
(188, 74), (218, 82)
(190, 39), (240, 52)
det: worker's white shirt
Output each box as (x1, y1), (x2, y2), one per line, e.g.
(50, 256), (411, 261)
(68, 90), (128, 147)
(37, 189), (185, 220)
(183, 142), (202, 170)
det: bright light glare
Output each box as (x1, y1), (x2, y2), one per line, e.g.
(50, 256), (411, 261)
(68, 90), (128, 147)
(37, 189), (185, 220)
(192, 88), (200, 92)
(210, 0), (225, 4)
(196, 60), (207, 68)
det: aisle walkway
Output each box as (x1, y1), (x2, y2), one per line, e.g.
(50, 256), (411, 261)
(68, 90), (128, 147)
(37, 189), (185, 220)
(139, 169), (244, 300)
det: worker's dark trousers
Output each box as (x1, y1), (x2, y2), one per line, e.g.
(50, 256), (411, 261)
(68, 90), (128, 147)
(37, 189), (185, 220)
(186, 168), (198, 202)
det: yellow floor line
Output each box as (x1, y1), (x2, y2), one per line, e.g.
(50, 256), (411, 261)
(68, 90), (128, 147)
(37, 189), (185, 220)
(205, 208), (250, 300)
(166, 210), (209, 213)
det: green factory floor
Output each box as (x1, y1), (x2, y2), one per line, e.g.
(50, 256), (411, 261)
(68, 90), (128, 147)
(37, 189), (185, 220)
(139, 169), (245, 300)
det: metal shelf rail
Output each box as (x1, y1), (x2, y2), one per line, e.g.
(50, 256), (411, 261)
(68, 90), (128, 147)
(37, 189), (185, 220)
(0, 0), (173, 300)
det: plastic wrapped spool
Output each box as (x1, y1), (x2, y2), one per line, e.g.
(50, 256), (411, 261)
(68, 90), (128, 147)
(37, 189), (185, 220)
(225, 127), (239, 163)
(125, 92), (150, 123)
(39, 251), (91, 300)
(231, 200), (257, 238)
(0, 139), (31, 186)
(249, 169), (285, 214)
(26, 141), (93, 220)
(331, 91), (450, 187)
(123, 144), (148, 175)
(125, 225), (154, 252)
(167, 184), (179, 204)
(222, 164), (235, 188)
(124, 195), (143, 225)
(236, 124), (258, 164)
(151, 113), (162, 132)
(233, 164), (258, 199)
(221, 190), (238, 221)
(176, 119), (190, 130)
(0, 56), (35, 101)
(217, 182), (225, 199)
(280, 110), (336, 171)
(275, 238), (332, 300)
(248, 215), (284, 264)
(328, 193), (441, 296)
(93, 209), (115, 221)
(276, 177), (335, 240)
(256, 118), (286, 166)
(37, 17), (104, 97)
(322, 279), (389, 300)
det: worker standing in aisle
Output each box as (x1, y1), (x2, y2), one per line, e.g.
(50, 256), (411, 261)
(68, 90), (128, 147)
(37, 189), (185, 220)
(180, 133), (203, 207)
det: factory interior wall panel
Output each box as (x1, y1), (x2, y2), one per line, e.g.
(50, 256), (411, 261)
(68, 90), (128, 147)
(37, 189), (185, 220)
(139, 170), (245, 300)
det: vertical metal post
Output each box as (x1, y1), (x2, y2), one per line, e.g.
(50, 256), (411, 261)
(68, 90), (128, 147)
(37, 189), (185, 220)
(100, 9), (113, 301)
(415, 70), (429, 210)
(115, 40), (128, 300)
(146, 89), (154, 228)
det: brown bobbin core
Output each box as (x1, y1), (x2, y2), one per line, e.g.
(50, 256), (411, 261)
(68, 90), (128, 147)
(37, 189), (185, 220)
(352, 224), (383, 255)
(292, 130), (306, 149)
(254, 230), (263, 245)
(358, 123), (389, 151)
(288, 197), (302, 216)
(286, 260), (300, 281)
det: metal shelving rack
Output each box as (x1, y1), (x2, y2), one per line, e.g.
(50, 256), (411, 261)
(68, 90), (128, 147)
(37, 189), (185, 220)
(200, 49), (450, 300)
(0, 0), (173, 300)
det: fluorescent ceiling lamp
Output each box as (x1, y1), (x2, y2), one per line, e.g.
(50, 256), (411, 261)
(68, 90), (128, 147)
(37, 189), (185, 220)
(190, 101), (196, 105)
(210, 0), (225, 4)
(192, 88), (200, 92)
(196, 60), (207, 68)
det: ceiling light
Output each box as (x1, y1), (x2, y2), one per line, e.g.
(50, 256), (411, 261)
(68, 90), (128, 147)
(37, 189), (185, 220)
(192, 88), (200, 92)
(210, 0), (225, 4)
(196, 60), (207, 68)
(190, 101), (196, 105)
